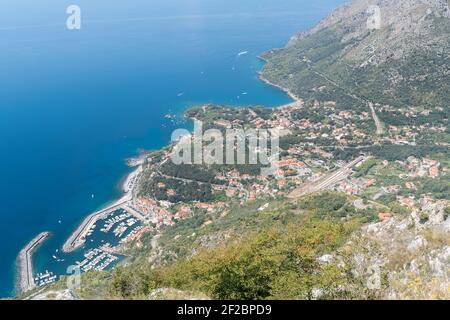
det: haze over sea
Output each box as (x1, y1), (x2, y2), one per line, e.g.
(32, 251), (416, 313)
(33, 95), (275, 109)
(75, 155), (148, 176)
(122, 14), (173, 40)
(0, 0), (344, 297)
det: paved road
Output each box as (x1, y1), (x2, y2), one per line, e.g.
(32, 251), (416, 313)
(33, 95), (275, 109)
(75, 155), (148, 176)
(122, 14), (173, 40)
(302, 58), (384, 136)
(369, 102), (384, 135)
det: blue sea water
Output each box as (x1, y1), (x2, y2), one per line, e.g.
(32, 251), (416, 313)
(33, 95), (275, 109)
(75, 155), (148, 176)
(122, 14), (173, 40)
(0, 0), (344, 297)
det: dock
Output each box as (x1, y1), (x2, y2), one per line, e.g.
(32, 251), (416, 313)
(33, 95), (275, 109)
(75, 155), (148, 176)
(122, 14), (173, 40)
(62, 164), (146, 253)
(17, 232), (50, 293)
(62, 195), (132, 253)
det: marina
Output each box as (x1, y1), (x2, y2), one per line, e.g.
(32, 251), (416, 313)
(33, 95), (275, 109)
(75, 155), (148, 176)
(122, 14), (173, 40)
(61, 195), (132, 253)
(62, 164), (145, 253)
(34, 271), (57, 287)
(34, 206), (148, 290)
(76, 247), (118, 273)
(16, 163), (150, 293)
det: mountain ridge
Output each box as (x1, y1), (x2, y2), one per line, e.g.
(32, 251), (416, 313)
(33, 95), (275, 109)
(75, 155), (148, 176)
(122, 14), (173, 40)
(261, 0), (450, 111)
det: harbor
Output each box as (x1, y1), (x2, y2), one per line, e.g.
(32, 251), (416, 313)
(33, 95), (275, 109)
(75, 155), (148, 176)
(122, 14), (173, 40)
(15, 162), (148, 294)
(62, 163), (145, 253)
(26, 204), (149, 292)
(62, 195), (132, 253)
(35, 270), (57, 287)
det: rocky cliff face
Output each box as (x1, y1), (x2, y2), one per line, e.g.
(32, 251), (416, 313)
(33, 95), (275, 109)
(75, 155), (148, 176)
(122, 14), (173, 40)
(289, 0), (450, 52)
(263, 0), (450, 110)
(360, 214), (449, 299)
(288, 0), (450, 65)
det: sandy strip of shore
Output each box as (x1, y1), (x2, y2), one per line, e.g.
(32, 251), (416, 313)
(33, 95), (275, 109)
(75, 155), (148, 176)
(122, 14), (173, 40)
(122, 165), (143, 193)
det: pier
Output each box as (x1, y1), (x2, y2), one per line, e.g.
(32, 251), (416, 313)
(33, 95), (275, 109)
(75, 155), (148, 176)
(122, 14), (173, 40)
(17, 232), (50, 293)
(62, 195), (132, 253)
(62, 165), (145, 253)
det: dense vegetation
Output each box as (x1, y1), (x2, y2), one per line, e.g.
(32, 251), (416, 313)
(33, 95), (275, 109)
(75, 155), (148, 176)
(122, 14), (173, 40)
(333, 144), (449, 162)
(54, 192), (382, 300)
(160, 162), (218, 184)
(108, 218), (357, 300)
(139, 175), (212, 203)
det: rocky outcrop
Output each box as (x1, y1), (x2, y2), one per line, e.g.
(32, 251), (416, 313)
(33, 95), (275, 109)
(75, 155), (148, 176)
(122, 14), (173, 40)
(288, 0), (450, 65)
(360, 212), (450, 299)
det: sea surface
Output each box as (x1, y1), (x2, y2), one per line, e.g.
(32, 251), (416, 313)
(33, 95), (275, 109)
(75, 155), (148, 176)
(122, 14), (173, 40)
(0, 0), (344, 297)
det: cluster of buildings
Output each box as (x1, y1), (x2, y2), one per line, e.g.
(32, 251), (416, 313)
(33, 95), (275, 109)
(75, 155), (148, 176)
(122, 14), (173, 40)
(337, 177), (376, 195)
(380, 106), (447, 145)
(119, 102), (448, 252)
(396, 156), (442, 179)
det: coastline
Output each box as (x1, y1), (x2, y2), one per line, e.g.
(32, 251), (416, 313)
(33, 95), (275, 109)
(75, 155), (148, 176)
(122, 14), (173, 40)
(16, 232), (50, 294)
(62, 163), (142, 253)
(122, 162), (144, 194)
(3, 0), (350, 298)
(258, 73), (302, 104)
(257, 54), (303, 104)
(47, 57), (300, 255)
(17, 49), (302, 291)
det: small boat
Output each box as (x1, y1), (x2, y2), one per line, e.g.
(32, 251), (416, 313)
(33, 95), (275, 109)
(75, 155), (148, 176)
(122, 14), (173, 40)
(237, 51), (248, 57)
(164, 113), (176, 119)
(177, 92), (184, 97)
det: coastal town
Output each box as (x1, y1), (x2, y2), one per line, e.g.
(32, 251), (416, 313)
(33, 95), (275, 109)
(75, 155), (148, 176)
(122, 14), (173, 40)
(16, 0), (449, 296)
(9, 0), (449, 301)
(18, 88), (449, 295)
